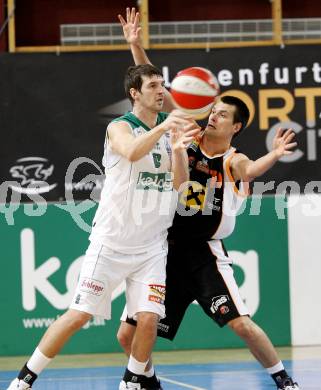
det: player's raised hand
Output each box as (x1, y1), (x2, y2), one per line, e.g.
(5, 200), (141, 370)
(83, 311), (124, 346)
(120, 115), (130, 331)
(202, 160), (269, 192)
(161, 109), (195, 132)
(170, 121), (201, 151)
(272, 128), (297, 158)
(118, 7), (142, 45)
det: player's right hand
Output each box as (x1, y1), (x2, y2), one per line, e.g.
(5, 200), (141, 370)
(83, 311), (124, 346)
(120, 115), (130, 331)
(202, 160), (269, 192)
(118, 7), (142, 46)
(162, 110), (197, 133)
(170, 121), (201, 151)
(272, 127), (297, 158)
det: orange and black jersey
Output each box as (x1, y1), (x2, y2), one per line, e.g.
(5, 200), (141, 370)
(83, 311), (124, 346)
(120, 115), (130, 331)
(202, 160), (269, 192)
(168, 137), (247, 243)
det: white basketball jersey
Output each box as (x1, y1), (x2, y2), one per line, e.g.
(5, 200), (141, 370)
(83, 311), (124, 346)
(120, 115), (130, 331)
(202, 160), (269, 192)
(89, 112), (177, 254)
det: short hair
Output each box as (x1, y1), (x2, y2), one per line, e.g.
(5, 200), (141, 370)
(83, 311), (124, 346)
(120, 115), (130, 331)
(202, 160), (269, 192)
(220, 95), (250, 138)
(124, 64), (163, 104)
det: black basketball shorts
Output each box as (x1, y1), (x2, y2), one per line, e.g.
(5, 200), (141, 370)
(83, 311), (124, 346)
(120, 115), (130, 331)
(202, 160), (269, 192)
(123, 239), (249, 340)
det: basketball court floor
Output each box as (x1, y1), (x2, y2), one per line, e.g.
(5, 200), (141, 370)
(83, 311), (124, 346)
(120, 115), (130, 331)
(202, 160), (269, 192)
(0, 346), (320, 389)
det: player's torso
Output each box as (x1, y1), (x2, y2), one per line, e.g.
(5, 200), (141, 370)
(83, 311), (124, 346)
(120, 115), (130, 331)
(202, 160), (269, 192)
(90, 112), (177, 253)
(169, 138), (245, 243)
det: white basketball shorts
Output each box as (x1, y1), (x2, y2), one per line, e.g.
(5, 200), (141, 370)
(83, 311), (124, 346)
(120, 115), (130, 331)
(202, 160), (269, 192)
(69, 240), (167, 320)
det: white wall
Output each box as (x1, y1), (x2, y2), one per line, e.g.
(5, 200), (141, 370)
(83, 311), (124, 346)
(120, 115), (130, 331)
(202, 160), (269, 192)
(288, 194), (321, 346)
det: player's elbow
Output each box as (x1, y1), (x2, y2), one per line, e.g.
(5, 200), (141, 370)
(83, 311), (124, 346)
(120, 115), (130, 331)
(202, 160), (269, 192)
(244, 172), (255, 183)
(110, 139), (140, 162)
(126, 150), (140, 162)
(118, 145), (140, 162)
(243, 164), (256, 182)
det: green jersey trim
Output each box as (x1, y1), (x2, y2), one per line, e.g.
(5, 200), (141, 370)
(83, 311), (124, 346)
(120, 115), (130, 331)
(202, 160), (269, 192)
(112, 112), (168, 131)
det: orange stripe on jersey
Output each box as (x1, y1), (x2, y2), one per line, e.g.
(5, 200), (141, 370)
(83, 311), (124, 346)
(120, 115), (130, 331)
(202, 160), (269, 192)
(225, 153), (249, 197)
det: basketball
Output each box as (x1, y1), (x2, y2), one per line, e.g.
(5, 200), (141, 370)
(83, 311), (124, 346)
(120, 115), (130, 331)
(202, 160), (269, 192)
(170, 67), (220, 119)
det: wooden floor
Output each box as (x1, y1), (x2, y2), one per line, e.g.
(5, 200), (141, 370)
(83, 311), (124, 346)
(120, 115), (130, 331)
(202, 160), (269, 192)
(1, 346), (320, 389)
(1, 345), (321, 370)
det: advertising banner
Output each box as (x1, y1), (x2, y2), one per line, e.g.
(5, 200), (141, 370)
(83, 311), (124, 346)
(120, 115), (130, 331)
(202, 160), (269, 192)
(0, 45), (320, 203)
(0, 197), (291, 356)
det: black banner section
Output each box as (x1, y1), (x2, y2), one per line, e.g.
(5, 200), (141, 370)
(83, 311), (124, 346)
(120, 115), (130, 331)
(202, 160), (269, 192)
(1, 45), (321, 201)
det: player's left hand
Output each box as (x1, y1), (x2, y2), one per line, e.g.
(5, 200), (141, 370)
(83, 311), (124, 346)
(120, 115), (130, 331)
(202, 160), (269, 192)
(272, 128), (297, 158)
(170, 121), (201, 152)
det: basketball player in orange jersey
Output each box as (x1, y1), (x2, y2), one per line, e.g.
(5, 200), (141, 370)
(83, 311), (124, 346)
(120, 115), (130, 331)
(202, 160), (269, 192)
(116, 8), (300, 390)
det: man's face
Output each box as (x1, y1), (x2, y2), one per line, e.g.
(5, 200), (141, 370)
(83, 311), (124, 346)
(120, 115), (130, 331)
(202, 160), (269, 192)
(133, 74), (165, 111)
(206, 101), (240, 139)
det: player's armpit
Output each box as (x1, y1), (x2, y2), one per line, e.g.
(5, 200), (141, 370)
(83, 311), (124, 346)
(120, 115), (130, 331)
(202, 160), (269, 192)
(230, 153), (254, 182)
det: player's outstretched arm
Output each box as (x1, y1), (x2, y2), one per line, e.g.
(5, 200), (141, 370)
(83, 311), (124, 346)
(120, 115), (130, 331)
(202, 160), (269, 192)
(118, 7), (176, 112)
(108, 111), (195, 162)
(118, 7), (151, 65)
(231, 128), (297, 182)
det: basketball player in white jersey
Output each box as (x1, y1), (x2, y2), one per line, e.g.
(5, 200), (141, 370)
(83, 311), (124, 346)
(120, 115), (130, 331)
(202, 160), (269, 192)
(116, 8), (300, 390)
(7, 60), (201, 389)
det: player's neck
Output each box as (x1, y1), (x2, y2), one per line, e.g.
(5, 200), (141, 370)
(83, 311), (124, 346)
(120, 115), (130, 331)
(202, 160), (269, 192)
(201, 133), (231, 157)
(132, 106), (159, 129)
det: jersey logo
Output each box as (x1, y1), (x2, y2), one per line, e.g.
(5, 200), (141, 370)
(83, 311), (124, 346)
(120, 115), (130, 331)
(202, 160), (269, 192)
(195, 163), (223, 189)
(188, 156), (196, 168)
(179, 181), (206, 210)
(132, 126), (145, 136)
(179, 180), (222, 212)
(152, 153), (162, 168)
(136, 172), (173, 192)
(209, 171), (223, 189)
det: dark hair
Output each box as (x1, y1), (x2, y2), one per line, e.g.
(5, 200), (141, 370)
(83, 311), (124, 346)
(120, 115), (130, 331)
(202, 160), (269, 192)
(124, 64), (163, 104)
(220, 95), (250, 138)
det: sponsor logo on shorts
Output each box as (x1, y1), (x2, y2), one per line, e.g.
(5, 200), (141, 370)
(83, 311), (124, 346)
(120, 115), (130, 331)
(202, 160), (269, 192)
(210, 295), (230, 314)
(149, 284), (166, 297)
(149, 295), (165, 304)
(148, 284), (165, 305)
(80, 278), (104, 296)
(157, 322), (169, 333)
(220, 305), (230, 315)
(75, 294), (81, 304)
(23, 374), (32, 383)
